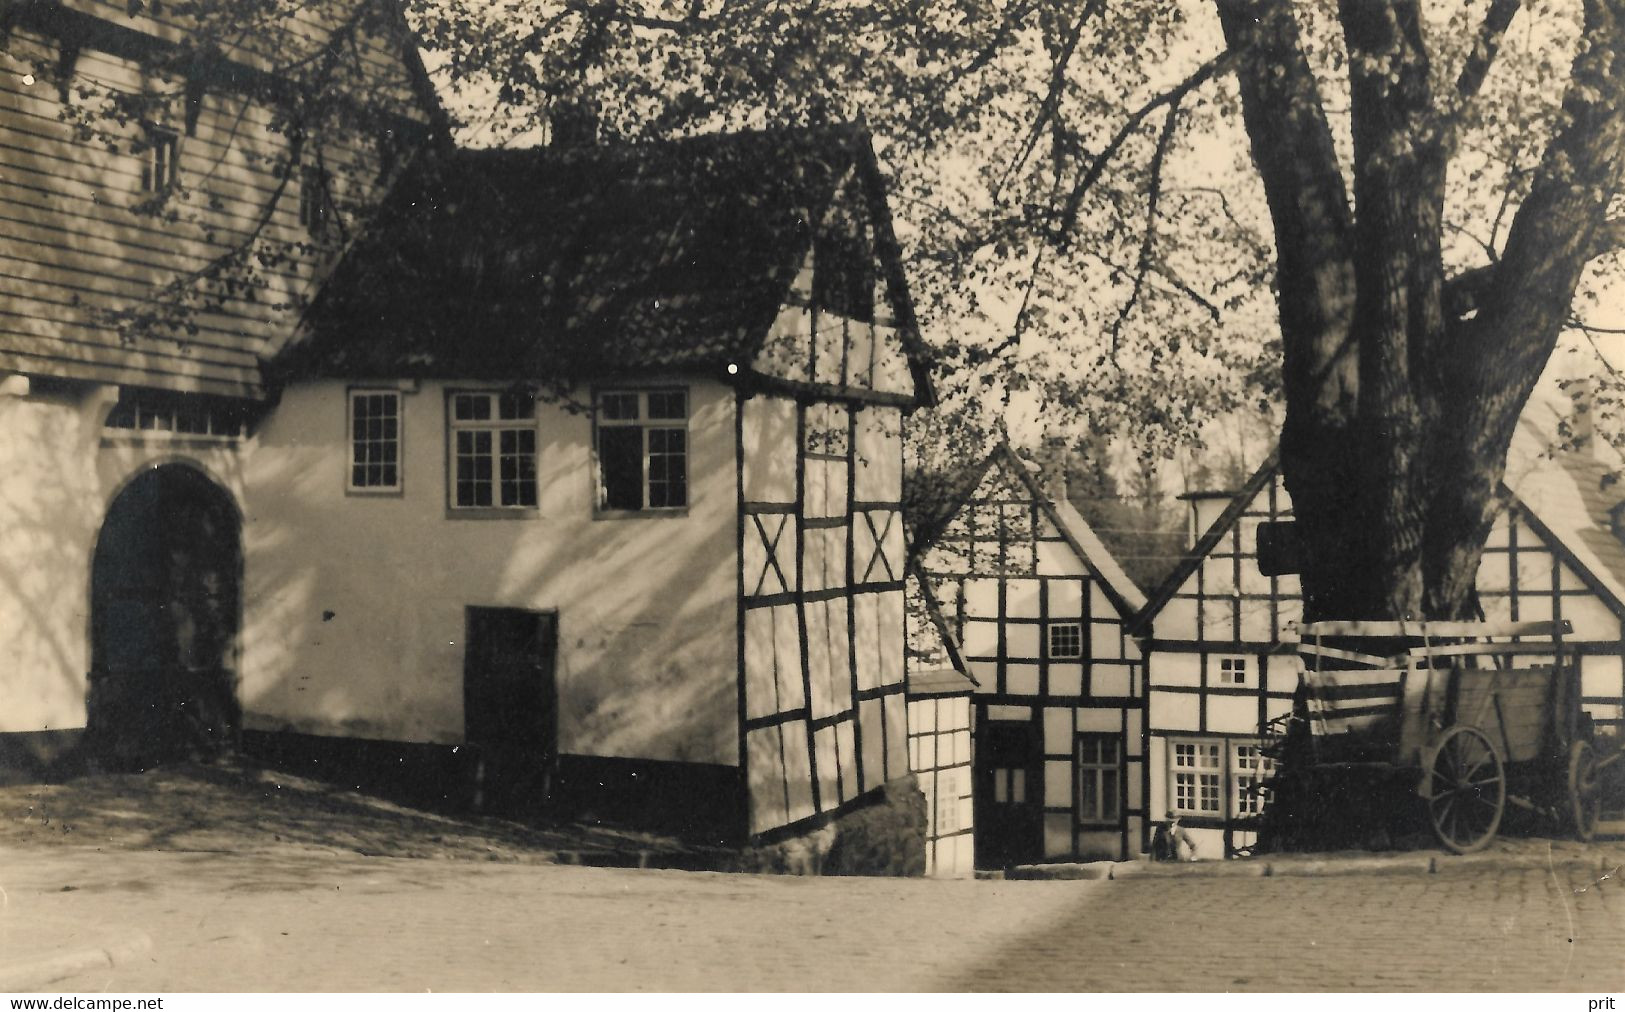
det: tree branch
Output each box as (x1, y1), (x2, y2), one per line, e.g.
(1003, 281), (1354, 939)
(992, 0), (1101, 201)
(1445, 0), (1625, 471)
(1446, 215), (1625, 319)
(1214, 0), (1358, 430)
(1107, 101), (1179, 356)
(1454, 0), (1521, 105)
(1051, 48), (1235, 243)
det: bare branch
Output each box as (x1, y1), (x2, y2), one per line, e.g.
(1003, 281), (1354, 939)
(992, 0), (1103, 201)
(1052, 48), (1236, 243)
(1107, 101), (1179, 355)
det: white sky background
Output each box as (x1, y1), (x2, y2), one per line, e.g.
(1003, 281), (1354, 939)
(414, 0), (1625, 489)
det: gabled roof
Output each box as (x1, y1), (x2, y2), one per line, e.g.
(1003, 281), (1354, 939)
(273, 126), (932, 405)
(1505, 414), (1625, 615)
(1130, 450), (1278, 635)
(914, 441), (1148, 619)
(905, 562), (978, 696)
(1132, 419), (1625, 634)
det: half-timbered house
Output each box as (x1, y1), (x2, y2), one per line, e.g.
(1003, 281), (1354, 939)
(0, 0), (439, 777)
(916, 442), (1148, 867)
(254, 128), (935, 842)
(1, 2), (939, 847)
(1133, 414), (1625, 857)
(905, 565), (976, 877)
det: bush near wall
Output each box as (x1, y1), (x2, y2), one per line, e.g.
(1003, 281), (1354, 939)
(739, 775), (927, 876)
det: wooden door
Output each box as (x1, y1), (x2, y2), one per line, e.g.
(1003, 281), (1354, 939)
(464, 607), (558, 813)
(90, 464), (241, 766)
(975, 716), (1043, 868)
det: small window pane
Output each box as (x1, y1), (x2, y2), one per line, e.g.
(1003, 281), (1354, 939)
(499, 428), (537, 507)
(454, 394), (491, 421)
(499, 390), (535, 420)
(647, 390), (686, 420)
(602, 392), (639, 421)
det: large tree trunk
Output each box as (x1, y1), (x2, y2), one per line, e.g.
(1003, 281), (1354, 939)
(1220, 0), (1625, 625)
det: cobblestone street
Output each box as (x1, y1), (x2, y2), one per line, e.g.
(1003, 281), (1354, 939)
(2, 843), (1622, 992)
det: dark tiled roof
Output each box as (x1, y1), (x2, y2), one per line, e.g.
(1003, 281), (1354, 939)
(275, 127), (877, 382)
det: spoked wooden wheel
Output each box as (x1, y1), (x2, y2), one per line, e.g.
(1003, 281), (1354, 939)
(1568, 740), (1602, 843)
(1423, 725), (1505, 854)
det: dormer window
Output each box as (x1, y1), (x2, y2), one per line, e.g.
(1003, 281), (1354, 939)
(140, 127), (178, 191)
(1611, 502), (1625, 543)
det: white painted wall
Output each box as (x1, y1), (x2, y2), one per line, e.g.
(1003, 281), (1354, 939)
(0, 383), (246, 735)
(0, 387), (104, 733)
(241, 378), (740, 765)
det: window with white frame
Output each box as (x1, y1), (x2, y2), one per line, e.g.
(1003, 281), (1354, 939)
(596, 388), (687, 511)
(1231, 742), (1276, 817)
(1048, 621), (1083, 659)
(1168, 738), (1276, 819)
(1076, 734), (1121, 825)
(1217, 655), (1249, 685)
(1169, 739), (1223, 816)
(140, 127), (179, 192)
(349, 389), (400, 491)
(449, 390), (537, 509)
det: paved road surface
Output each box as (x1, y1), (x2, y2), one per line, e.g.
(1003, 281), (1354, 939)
(2, 846), (1621, 991)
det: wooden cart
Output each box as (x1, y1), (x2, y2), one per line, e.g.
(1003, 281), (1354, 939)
(1288, 620), (1615, 854)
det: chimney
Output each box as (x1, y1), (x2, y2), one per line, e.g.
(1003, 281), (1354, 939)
(1178, 490), (1235, 550)
(1037, 434), (1069, 506)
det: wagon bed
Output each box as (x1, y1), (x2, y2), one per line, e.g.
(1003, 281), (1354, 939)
(1287, 620), (1609, 853)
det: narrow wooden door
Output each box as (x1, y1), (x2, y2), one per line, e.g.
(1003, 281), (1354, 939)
(464, 607), (558, 813)
(974, 716), (1043, 868)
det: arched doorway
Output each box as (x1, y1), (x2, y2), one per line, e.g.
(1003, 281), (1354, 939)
(89, 464), (242, 768)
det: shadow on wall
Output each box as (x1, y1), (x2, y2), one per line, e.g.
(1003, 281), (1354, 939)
(0, 392), (106, 778)
(238, 414), (741, 830)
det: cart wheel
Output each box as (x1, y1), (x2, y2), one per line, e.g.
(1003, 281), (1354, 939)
(1568, 740), (1602, 843)
(1423, 725), (1505, 854)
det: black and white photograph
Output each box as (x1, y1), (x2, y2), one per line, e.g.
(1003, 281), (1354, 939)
(0, 0), (1623, 994)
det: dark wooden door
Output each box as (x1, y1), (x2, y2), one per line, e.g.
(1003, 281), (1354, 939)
(464, 607), (558, 813)
(975, 716), (1043, 868)
(90, 465), (241, 766)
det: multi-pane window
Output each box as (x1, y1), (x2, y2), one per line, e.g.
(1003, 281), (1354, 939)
(449, 390), (537, 509)
(349, 390), (400, 491)
(1048, 622), (1083, 659)
(1232, 742), (1276, 817)
(299, 165), (332, 237)
(104, 393), (242, 438)
(1217, 656), (1248, 685)
(596, 388), (687, 511)
(1077, 735), (1121, 825)
(1170, 740), (1223, 816)
(1169, 738), (1277, 819)
(140, 127), (178, 191)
